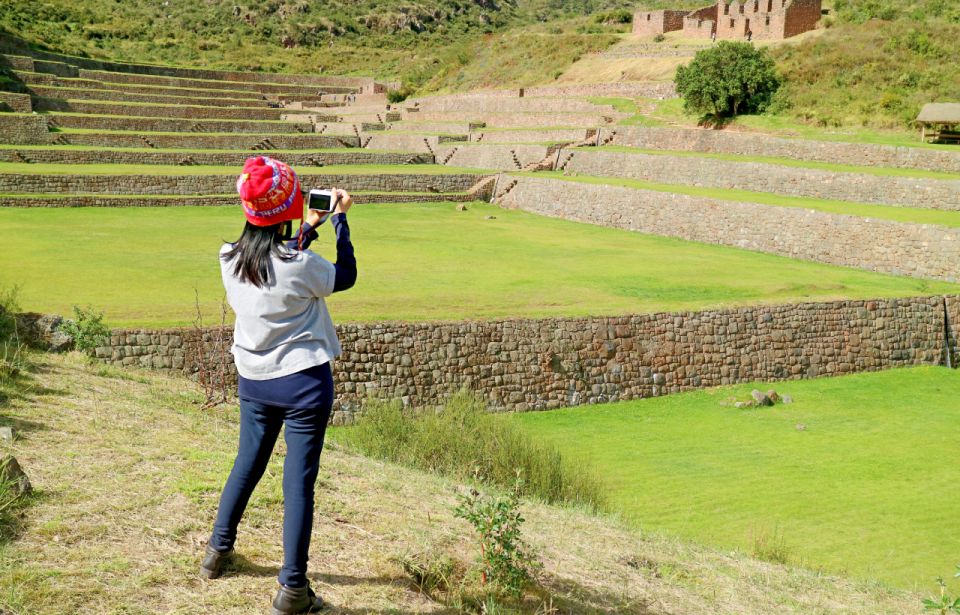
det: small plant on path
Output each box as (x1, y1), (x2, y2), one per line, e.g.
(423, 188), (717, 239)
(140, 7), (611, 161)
(923, 565), (960, 614)
(454, 473), (542, 598)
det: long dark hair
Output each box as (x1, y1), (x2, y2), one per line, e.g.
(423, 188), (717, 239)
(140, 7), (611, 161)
(221, 221), (295, 288)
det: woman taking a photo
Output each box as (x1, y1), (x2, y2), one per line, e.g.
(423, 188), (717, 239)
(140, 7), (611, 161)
(201, 156), (356, 614)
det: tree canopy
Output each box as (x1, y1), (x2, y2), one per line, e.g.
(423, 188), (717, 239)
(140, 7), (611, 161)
(675, 41), (781, 118)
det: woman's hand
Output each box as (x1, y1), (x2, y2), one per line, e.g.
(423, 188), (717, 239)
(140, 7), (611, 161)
(305, 208), (324, 227)
(332, 188), (353, 215)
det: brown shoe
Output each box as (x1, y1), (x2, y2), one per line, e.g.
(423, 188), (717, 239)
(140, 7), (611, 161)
(200, 543), (234, 579)
(270, 583), (325, 614)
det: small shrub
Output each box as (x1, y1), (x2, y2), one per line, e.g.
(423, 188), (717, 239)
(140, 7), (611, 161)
(675, 41), (780, 118)
(750, 525), (791, 565)
(653, 33), (666, 43)
(59, 305), (110, 356)
(338, 391), (605, 510)
(454, 478), (541, 597)
(387, 85), (414, 103)
(923, 565), (960, 614)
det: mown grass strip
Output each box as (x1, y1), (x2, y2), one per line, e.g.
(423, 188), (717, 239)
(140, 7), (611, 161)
(0, 202), (954, 328)
(523, 172), (960, 229)
(511, 366), (960, 589)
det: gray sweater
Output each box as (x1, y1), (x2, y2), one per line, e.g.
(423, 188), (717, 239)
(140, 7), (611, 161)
(219, 244), (341, 380)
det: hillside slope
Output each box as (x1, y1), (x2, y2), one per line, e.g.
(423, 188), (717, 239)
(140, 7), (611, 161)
(0, 353), (924, 614)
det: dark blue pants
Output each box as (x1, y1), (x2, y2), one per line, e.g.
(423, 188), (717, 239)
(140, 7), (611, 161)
(209, 373), (333, 587)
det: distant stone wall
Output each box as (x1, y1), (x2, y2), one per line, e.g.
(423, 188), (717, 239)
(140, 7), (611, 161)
(0, 173), (484, 196)
(31, 98), (326, 122)
(412, 98), (611, 114)
(0, 92), (32, 113)
(77, 69), (348, 97)
(561, 149), (960, 209)
(33, 60), (79, 78)
(633, 10), (687, 36)
(434, 144), (554, 170)
(0, 148), (433, 168)
(408, 111), (620, 128)
(0, 114), (50, 145)
(522, 82), (677, 100)
(47, 114), (312, 135)
(56, 132), (359, 150)
(92, 294), (958, 423)
(472, 128), (595, 144)
(0, 54), (35, 71)
(26, 85), (270, 108)
(608, 126), (960, 173)
(497, 175), (960, 282)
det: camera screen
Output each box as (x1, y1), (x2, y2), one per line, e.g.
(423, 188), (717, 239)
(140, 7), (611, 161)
(307, 191), (333, 212)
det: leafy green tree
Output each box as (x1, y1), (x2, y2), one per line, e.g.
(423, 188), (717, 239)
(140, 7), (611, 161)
(675, 41), (781, 118)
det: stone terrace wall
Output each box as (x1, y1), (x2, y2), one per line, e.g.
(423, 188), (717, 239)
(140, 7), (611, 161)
(609, 126), (960, 173)
(57, 133), (359, 150)
(524, 82), (677, 99)
(93, 295), (957, 423)
(0, 148), (433, 168)
(0, 114), (51, 145)
(473, 129), (595, 144)
(562, 149), (960, 209)
(410, 111), (621, 127)
(0, 173), (484, 195)
(498, 176), (960, 282)
(0, 92), (32, 113)
(26, 85), (270, 108)
(412, 98), (614, 114)
(48, 114), (312, 135)
(0, 54), (35, 71)
(77, 70), (353, 97)
(434, 144), (554, 170)
(32, 98), (322, 122)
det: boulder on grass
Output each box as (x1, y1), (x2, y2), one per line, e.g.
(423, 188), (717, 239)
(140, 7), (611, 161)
(0, 455), (31, 496)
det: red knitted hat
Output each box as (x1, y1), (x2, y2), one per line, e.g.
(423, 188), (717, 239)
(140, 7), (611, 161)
(236, 156), (304, 227)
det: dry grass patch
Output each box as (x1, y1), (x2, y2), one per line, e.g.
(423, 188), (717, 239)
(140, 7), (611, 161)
(0, 353), (925, 614)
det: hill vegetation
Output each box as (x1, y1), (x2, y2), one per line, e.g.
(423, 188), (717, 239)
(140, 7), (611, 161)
(770, 11), (960, 129)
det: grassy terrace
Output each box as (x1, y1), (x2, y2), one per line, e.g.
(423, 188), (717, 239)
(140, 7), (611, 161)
(42, 98), (313, 114)
(524, 172), (960, 229)
(0, 163), (485, 175)
(39, 75), (306, 98)
(511, 366), (960, 590)
(0, 202), (955, 328)
(592, 145), (960, 181)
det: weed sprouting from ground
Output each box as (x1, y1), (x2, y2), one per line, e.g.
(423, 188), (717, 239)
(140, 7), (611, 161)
(750, 524), (792, 565)
(923, 565), (960, 614)
(336, 390), (605, 511)
(455, 477), (542, 597)
(189, 290), (232, 410)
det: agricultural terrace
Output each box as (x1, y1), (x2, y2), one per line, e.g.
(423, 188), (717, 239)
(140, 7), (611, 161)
(2, 38), (960, 612)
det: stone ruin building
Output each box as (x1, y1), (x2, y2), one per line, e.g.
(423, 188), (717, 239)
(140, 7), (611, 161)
(633, 0), (822, 40)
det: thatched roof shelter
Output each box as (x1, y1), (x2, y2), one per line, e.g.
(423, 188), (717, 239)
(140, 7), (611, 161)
(917, 103), (960, 143)
(917, 103), (960, 124)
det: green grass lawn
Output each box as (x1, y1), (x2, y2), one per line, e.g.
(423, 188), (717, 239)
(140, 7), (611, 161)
(510, 366), (960, 591)
(0, 144), (423, 155)
(0, 202), (956, 328)
(0, 163), (485, 176)
(593, 145), (960, 181)
(528, 172), (960, 229)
